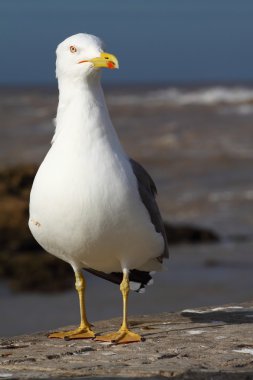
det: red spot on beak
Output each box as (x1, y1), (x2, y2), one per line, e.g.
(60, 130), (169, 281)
(107, 61), (115, 69)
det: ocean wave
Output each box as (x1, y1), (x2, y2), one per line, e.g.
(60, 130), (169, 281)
(219, 104), (253, 115)
(108, 87), (253, 107)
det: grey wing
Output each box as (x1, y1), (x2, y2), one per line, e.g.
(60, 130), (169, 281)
(130, 158), (169, 261)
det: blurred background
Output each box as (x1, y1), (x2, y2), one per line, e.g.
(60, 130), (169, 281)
(1, 0), (253, 337)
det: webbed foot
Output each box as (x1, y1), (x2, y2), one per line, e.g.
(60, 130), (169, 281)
(95, 328), (142, 344)
(48, 326), (95, 340)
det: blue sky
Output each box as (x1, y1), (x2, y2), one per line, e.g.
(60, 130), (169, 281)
(1, 0), (253, 85)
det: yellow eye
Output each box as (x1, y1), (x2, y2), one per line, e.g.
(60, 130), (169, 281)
(70, 45), (77, 53)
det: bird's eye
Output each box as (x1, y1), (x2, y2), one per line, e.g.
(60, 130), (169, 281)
(70, 45), (77, 53)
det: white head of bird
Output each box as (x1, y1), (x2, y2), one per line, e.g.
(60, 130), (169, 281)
(56, 33), (119, 82)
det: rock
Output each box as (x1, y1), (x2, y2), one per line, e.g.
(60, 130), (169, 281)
(0, 251), (72, 292)
(0, 164), (37, 252)
(164, 222), (220, 244)
(0, 302), (253, 379)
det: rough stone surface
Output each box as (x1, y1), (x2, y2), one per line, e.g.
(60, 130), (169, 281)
(1, 302), (253, 379)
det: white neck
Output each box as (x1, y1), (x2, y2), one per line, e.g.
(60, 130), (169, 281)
(57, 73), (103, 110)
(52, 74), (122, 156)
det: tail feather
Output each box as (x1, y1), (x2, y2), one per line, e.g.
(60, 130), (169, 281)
(84, 268), (154, 293)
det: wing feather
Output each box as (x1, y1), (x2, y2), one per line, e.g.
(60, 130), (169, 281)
(130, 158), (169, 260)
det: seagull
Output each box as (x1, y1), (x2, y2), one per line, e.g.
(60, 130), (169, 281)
(29, 33), (169, 344)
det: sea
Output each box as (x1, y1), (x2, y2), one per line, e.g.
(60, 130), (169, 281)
(1, 84), (253, 337)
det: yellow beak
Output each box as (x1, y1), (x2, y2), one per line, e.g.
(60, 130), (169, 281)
(79, 52), (119, 70)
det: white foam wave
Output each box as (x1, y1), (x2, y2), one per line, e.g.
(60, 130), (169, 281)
(108, 87), (253, 107)
(219, 104), (253, 115)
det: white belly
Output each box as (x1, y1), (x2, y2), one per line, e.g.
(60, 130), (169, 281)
(29, 146), (163, 273)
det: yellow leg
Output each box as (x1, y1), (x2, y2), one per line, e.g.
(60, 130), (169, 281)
(95, 270), (142, 344)
(48, 271), (95, 339)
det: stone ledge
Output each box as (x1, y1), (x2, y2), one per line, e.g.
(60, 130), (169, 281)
(1, 302), (253, 379)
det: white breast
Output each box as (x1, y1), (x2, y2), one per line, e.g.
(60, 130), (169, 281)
(29, 82), (164, 273)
